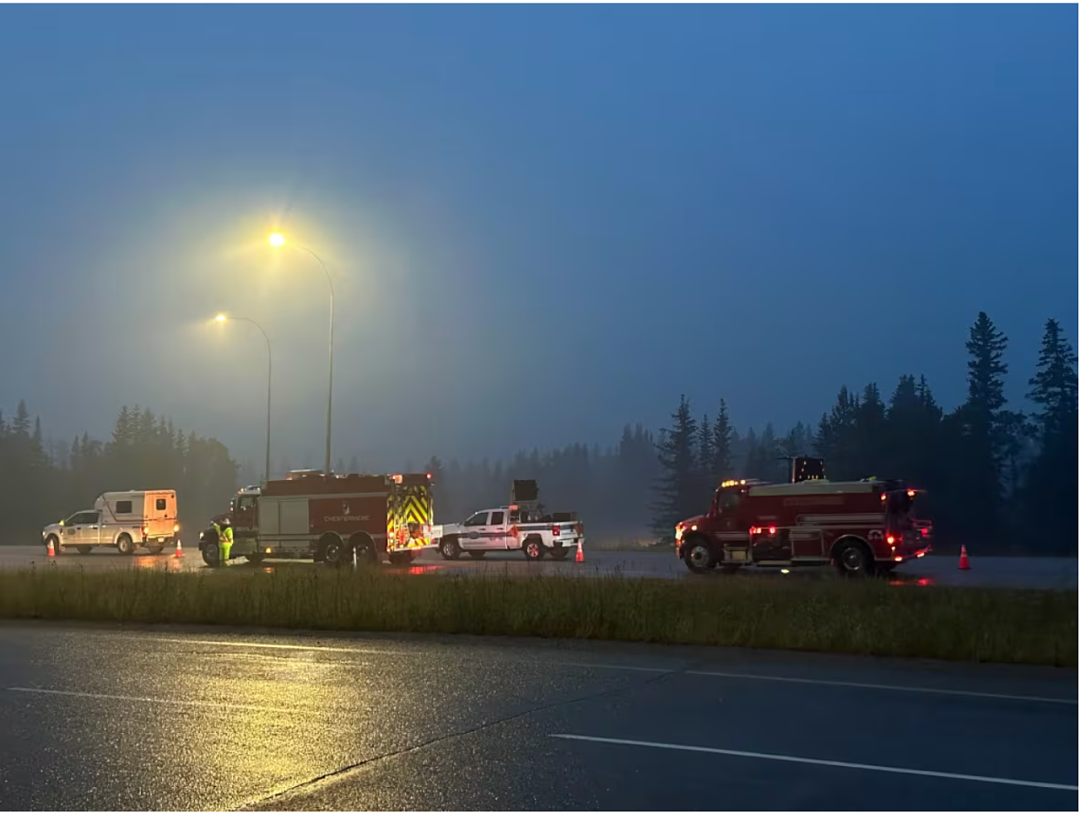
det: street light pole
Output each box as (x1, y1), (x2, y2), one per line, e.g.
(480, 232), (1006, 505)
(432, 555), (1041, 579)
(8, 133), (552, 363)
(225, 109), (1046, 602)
(216, 314), (272, 484)
(294, 244), (335, 478)
(269, 234), (335, 477)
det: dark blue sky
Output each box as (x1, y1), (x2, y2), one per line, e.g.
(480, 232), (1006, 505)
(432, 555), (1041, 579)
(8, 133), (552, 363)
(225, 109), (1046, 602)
(0, 5), (1075, 470)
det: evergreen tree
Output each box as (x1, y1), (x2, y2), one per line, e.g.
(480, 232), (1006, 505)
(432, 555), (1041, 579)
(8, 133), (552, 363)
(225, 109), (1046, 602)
(1027, 318), (1078, 440)
(651, 395), (698, 539)
(955, 312), (1012, 538)
(1021, 319), (1078, 552)
(711, 400), (734, 483)
(696, 413), (715, 500)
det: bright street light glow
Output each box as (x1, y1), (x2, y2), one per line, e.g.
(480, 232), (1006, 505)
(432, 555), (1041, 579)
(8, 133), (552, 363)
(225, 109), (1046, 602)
(268, 232), (286, 248)
(214, 313), (227, 323)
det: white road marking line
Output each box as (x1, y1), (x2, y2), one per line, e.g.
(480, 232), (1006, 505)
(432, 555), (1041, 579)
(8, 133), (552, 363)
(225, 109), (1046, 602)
(550, 735), (1079, 792)
(113, 638), (1075, 706)
(550, 662), (672, 673)
(685, 670), (1078, 706)
(131, 638), (672, 672)
(129, 636), (415, 656)
(5, 687), (305, 714)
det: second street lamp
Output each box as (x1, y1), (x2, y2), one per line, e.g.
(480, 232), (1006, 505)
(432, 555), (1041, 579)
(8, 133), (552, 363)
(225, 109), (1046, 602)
(268, 232), (335, 477)
(215, 313), (273, 485)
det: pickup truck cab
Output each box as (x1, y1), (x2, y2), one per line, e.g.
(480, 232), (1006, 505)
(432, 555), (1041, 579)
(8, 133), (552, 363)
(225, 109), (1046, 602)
(436, 505), (585, 561)
(42, 509), (146, 555)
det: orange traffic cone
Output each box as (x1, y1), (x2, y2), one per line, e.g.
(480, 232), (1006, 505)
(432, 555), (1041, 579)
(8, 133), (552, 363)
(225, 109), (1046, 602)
(47, 539), (55, 558)
(174, 538), (183, 558)
(575, 540), (584, 564)
(958, 545), (970, 571)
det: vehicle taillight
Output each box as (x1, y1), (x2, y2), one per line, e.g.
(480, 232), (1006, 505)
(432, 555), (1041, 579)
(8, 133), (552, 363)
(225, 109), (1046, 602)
(141, 526), (147, 537)
(768, 526), (777, 536)
(886, 534), (896, 545)
(552, 525), (561, 537)
(173, 523), (180, 533)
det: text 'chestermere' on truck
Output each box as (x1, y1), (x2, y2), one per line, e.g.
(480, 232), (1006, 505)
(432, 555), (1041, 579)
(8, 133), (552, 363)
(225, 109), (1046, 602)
(434, 479), (585, 561)
(198, 470), (436, 567)
(676, 456), (933, 576)
(41, 490), (180, 555)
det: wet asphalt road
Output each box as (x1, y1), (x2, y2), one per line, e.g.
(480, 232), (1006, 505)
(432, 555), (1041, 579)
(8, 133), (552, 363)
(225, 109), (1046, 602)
(1, 544), (1077, 589)
(0, 624), (1075, 811)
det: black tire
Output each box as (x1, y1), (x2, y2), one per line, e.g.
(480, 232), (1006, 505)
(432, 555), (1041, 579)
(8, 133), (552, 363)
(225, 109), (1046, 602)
(467, 551), (486, 560)
(146, 545), (164, 555)
(833, 538), (874, 576)
(682, 537), (716, 575)
(116, 534), (136, 556)
(523, 536), (545, 561)
(550, 547), (569, 560)
(76, 545), (93, 555)
(320, 535), (347, 568)
(439, 536), (462, 561)
(202, 540), (221, 567)
(388, 551), (416, 566)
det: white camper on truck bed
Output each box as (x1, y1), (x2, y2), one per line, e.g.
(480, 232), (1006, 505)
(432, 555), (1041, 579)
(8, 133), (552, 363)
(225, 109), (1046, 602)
(41, 489), (179, 555)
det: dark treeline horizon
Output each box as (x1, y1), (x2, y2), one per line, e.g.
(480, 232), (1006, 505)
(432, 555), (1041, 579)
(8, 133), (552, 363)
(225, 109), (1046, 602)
(1, 311), (1075, 554)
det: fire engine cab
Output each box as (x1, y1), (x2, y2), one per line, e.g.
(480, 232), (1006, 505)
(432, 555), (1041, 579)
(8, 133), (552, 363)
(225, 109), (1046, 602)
(199, 470), (436, 567)
(676, 457), (932, 576)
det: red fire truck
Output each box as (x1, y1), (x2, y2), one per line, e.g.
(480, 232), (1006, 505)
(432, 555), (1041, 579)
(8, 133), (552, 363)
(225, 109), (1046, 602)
(198, 470), (436, 567)
(675, 458), (932, 576)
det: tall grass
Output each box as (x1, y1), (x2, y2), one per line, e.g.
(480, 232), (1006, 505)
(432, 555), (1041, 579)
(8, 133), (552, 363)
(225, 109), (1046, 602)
(0, 566), (1074, 666)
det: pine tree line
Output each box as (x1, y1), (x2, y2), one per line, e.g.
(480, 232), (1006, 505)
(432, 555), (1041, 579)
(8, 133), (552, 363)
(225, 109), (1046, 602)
(0, 403), (239, 541)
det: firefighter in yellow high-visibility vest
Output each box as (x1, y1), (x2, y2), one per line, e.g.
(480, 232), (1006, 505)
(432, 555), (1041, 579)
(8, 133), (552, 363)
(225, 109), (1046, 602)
(214, 518), (234, 565)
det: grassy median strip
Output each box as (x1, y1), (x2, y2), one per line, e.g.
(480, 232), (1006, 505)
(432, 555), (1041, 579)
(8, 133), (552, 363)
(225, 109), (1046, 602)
(0, 566), (1075, 666)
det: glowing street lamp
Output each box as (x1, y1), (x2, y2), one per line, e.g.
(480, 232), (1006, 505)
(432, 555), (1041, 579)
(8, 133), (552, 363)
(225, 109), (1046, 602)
(267, 232), (335, 477)
(215, 313), (272, 485)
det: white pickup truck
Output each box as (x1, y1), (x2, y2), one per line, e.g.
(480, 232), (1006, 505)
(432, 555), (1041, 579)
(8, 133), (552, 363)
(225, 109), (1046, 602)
(41, 490), (179, 555)
(435, 505), (585, 561)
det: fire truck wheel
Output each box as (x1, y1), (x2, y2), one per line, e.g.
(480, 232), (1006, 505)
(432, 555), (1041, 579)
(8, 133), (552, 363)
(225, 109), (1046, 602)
(467, 551), (487, 560)
(683, 538), (716, 574)
(116, 534), (136, 556)
(439, 536), (462, 560)
(523, 536), (545, 561)
(320, 535), (347, 568)
(76, 545), (93, 555)
(146, 545), (164, 555)
(833, 538), (873, 576)
(349, 534), (377, 565)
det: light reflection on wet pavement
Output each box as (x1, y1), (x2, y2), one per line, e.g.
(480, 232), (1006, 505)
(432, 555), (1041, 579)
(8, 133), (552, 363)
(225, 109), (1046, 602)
(0, 545), (1075, 589)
